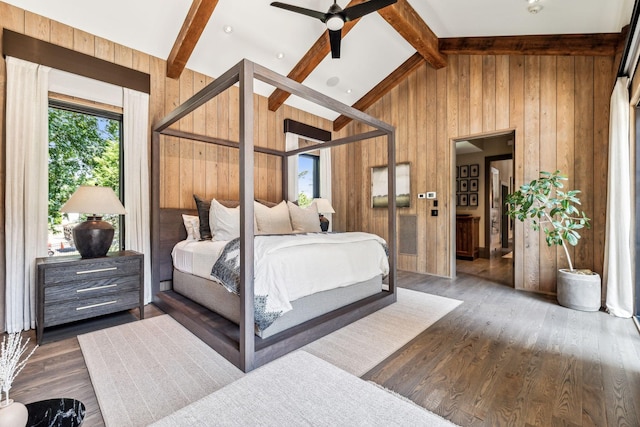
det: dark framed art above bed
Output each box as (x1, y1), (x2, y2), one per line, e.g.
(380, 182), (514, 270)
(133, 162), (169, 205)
(151, 59), (397, 372)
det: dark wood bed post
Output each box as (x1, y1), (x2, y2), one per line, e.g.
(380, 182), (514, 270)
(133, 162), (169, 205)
(151, 130), (161, 300)
(387, 131), (397, 296)
(239, 60), (256, 372)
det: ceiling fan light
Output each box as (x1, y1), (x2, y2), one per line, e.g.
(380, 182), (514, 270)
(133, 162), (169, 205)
(326, 16), (344, 31)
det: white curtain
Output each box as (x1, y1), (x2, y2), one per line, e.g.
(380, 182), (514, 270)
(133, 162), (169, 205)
(285, 132), (298, 201)
(5, 57), (50, 332)
(603, 76), (634, 318)
(123, 88), (152, 303)
(320, 147), (333, 231)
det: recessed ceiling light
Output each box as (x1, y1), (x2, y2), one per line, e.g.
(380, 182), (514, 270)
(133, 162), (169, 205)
(276, 52), (285, 60)
(526, 0), (539, 4)
(528, 4), (543, 13)
(223, 25), (233, 34)
(346, 89), (352, 94)
(326, 76), (340, 87)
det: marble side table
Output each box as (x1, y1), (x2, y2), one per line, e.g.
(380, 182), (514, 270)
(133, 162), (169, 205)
(25, 398), (85, 427)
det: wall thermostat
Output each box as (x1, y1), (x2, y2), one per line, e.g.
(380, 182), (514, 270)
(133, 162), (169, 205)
(426, 192), (437, 199)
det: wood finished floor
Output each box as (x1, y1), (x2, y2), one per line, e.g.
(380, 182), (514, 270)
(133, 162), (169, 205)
(11, 261), (640, 427)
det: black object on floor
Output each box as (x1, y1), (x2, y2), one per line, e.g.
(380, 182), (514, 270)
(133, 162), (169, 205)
(26, 398), (85, 427)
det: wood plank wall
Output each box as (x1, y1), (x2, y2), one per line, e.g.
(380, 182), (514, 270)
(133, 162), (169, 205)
(0, 2), (332, 331)
(333, 54), (614, 294)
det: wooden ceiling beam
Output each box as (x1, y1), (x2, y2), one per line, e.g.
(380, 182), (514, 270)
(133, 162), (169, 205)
(166, 0), (219, 79)
(377, 0), (446, 69)
(333, 53), (424, 131)
(439, 33), (623, 56)
(268, 0), (365, 112)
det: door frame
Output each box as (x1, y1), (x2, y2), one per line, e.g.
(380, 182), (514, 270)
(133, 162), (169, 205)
(484, 154), (513, 258)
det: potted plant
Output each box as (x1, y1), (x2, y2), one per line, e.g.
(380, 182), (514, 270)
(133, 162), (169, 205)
(0, 333), (37, 427)
(505, 170), (601, 311)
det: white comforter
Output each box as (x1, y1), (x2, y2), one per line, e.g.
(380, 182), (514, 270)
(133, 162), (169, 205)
(173, 232), (389, 317)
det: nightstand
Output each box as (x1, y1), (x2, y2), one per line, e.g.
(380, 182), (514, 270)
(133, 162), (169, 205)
(36, 250), (144, 345)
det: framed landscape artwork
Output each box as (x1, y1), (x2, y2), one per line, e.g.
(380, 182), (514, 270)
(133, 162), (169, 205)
(371, 163), (411, 208)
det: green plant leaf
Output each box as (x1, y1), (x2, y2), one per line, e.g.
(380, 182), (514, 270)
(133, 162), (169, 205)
(566, 232), (578, 246)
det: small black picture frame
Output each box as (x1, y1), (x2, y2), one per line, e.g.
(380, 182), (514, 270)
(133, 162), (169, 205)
(470, 164), (479, 177)
(469, 193), (478, 206)
(460, 194), (468, 206)
(456, 179), (460, 192)
(460, 165), (469, 178)
(460, 179), (468, 192)
(456, 166), (459, 178)
(469, 178), (478, 192)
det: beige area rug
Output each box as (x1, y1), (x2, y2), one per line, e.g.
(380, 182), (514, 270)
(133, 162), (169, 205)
(303, 287), (463, 376)
(79, 288), (462, 426)
(78, 315), (244, 427)
(150, 351), (458, 427)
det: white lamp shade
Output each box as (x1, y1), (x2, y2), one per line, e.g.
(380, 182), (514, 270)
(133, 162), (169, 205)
(60, 186), (126, 215)
(313, 198), (335, 214)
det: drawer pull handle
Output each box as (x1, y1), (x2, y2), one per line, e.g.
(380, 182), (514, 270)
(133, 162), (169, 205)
(77, 284), (117, 293)
(76, 267), (117, 275)
(76, 300), (117, 311)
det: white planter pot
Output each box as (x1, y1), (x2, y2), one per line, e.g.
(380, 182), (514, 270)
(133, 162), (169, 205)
(557, 269), (601, 311)
(0, 399), (28, 427)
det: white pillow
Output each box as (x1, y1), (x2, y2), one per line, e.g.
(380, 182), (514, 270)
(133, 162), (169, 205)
(287, 201), (321, 233)
(182, 214), (200, 240)
(254, 200), (293, 234)
(210, 199), (240, 241)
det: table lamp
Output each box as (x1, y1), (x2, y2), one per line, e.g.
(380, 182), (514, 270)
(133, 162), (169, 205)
(60, 185), (126, 258)
(313, 198), (335, 232)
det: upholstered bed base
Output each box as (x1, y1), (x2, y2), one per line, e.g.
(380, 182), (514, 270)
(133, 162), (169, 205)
(172, 268), (383, 339)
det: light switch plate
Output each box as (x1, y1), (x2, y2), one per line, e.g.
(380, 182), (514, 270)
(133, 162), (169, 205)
(426, 192), (436, 199)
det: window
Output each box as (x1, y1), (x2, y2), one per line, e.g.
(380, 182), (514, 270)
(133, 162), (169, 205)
(47, 100), (123, 256)
(298, 153), (319, 207)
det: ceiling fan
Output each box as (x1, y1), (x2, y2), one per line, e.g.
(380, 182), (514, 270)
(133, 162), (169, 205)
(270, 0), (397, 59)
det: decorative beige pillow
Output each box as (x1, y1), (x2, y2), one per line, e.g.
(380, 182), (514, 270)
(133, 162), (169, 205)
(181, 214), (201, 240)
(287, 201), (321, 233)
(254, 200), (293, 234)
(210, 199), (241, 241)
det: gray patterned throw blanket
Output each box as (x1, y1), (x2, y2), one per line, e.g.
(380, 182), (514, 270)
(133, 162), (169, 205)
(210, 232), (390, 333)
(210, 237), (282, 331)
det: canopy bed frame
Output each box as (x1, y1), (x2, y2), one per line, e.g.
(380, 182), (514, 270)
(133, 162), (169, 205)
(151, 59), (397, 372)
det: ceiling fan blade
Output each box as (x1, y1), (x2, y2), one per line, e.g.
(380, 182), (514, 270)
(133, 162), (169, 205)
(329, 29), (342, 59)
(270, 2), (327, 22)
(343, 0), (397, 21)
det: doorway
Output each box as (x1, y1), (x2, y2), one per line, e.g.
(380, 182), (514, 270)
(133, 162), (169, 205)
(453, 132), (515, 287)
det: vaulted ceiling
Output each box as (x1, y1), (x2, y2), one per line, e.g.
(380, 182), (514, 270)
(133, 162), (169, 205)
(4, 0), (635, 129)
